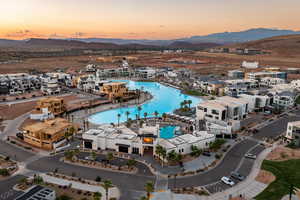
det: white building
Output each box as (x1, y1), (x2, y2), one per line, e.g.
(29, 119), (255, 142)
(157, 131), (215, 155)
(273, 91), (295, 108)
(82, 124), (215, 157)
(242, 61), (259, 69)
(196, 96), (249, 133)
(30, 107), (54, 121)
(291, 80), (300, 89)
(260, 77), (285, 87)
(285, 121), (300, 146)
(239, 94), (271, 111)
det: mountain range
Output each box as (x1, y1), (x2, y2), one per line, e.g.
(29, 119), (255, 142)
(0, 28), (299, 50)
(68, 28), (300, 45)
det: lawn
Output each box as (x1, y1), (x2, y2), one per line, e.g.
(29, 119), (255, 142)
(296, 95), (300, 105)
(255, 159), (300, 200)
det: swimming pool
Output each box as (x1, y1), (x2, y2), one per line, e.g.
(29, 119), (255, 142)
(159, 125), (180, 139)
(88, 80), (202, 124)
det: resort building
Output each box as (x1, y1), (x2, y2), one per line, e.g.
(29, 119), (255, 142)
(158, 131), (215, 155)
(22, 118), (76, 150)
(30, 97), (66, 120)
(100, 82), (131, 101)
(285, 121), (300, 146)
(82, 124), (215, 157)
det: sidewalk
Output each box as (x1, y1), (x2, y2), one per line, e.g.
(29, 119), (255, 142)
(151, 144), (276, 200)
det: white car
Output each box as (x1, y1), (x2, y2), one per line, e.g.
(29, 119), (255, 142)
(221, 176), (235, 186)
(245, 153), (256, 159)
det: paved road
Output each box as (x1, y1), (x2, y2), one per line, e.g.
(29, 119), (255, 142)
(0, 175), (25, 200)
(0, 141), (34, 162)
(26, 155), (155, 200)
(254, 113), (300, 139)
(168, 139), (258, 189)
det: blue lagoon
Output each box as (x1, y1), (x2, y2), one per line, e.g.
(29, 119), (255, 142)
(88, 80), (202, 124)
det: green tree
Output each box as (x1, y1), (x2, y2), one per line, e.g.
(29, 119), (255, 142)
(126, 159), (137, 170)
(93, 192), (102, 200)
(103, 180), (113, 200)
(162, 113), (167, 121)
(145, 181), (154, 199)
(190, 145), (202, 157)
(91, 151), (97, 161)
(106, 152), (114, 164)
(95, 176), (102, 182)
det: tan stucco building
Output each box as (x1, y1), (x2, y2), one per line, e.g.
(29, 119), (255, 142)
(23, 118), (76, 150)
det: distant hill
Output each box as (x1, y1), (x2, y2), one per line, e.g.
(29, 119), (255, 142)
(223, 34), (300, 57)
(0, 28), (299, 51)
(177, 28), (300, 44)
(69, 28), (300, 45)
(168, 41), (221, 49)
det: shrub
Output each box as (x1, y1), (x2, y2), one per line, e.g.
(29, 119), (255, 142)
(0, 169), (10, 176)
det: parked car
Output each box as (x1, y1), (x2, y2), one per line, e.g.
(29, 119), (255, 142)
(230, 171), (245, 181)
(202, 151), (211, 157)
(245, 153), (256, 159)
(221, 176), (235, 186)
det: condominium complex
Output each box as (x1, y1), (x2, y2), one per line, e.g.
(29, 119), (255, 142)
(23, 118), (75, 150)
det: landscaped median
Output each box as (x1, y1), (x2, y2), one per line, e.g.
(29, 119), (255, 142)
(62, 150), (139, 174)
(255, 147), (300, 200)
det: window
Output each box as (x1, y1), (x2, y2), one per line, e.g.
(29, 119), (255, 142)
(204, 108), (207, 112)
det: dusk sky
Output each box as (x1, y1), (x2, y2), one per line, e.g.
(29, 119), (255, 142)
(1, 0), (300, 40)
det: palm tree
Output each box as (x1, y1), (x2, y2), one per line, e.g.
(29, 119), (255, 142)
(125, 111), (130, 122)
(154, 111), (159, 124)
(187, 100), (192, 109)
(93, 192), (102, 200)
(103, 180), (113, 200)
(180, 101), (185, 109)
(155, 145), (163, 161)
(117, 113), (121, 126)
(162, 113), (167, 121)
(145, 181), (154, 199)
(143, 112), (148, 120)
(106, 152), (114, 164)
(137, 106), (142, 120)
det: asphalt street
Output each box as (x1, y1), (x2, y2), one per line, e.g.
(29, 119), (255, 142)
(168, 139), (258, 189)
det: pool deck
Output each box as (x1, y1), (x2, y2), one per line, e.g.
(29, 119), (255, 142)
(71, 92), (153, 129)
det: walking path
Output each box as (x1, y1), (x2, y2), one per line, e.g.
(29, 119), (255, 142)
(151, 144), (277, 200)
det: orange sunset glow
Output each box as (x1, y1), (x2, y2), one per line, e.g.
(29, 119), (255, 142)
(0, 0), (300, 40)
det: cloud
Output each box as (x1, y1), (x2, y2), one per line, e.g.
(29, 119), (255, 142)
(159, 25), (166, 28)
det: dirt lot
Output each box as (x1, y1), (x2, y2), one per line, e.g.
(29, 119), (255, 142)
(255, 170), (276, 184)
(266, 146), (300, 161)
(0, 94), (80, 121)
(0, 101), (36, 120)
(1, 50), (300, 76)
